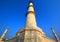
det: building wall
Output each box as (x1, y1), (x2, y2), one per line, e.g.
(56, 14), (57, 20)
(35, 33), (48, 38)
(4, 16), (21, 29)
(5, 26), (56, 42)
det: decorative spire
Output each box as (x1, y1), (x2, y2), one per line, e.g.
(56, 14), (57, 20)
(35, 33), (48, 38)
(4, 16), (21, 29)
(1, 28), (8, 40)
(51, 28), (60, 42)
(26, 0), (35, 16)
(26, 0), (37, 27)
(28, 0), (34, 12)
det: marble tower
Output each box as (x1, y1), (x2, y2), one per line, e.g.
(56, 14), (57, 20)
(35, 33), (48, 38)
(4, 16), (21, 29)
(5, 1), (56, 42)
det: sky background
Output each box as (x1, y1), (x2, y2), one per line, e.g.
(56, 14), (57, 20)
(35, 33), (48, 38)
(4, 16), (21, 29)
(0, 0), (60, 39)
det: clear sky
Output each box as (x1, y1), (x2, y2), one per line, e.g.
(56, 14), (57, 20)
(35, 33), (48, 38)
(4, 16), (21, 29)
(0, 0), (60, 39)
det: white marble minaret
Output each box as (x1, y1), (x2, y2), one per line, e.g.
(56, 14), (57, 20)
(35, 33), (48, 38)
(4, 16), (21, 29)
(16, 1), (46, 42)
(16, 1), (56, 42)
(26, 1), (37, 27)
(6, 1), (56, 42)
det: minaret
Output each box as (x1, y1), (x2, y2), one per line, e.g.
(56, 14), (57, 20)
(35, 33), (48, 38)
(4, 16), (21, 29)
(26, 1), (37, 27)
(6, 0), (56, 42)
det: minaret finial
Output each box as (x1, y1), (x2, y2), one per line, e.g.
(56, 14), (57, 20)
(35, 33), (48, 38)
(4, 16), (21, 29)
(28, 0), (34, 12)
(29, 0), (33, 3)
(26, 0), (35, 16)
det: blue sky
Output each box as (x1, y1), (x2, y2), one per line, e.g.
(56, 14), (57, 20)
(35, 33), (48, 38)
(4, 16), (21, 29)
(0, 0), (60, 39)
